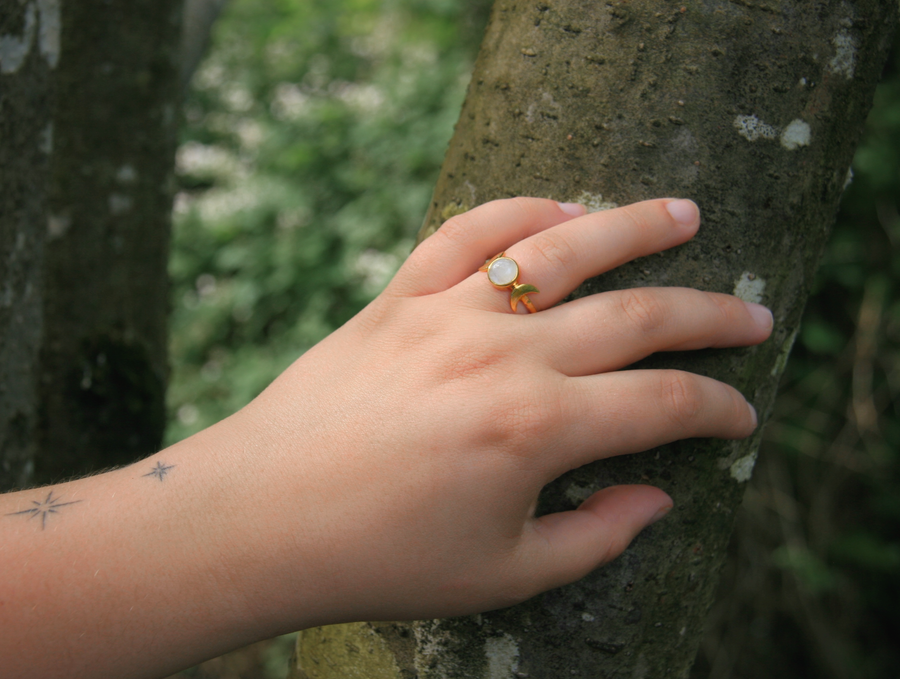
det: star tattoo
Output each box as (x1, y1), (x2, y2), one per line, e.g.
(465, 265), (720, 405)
(143, 461), (175, 482)
(6, 491), (82, 530)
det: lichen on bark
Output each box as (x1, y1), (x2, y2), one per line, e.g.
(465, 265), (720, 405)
(292, 1), (896, 677)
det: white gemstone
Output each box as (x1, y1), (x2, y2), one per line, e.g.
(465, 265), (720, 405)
(487, 257), (518, 286)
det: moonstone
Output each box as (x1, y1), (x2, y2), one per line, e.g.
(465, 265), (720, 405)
(487, 257), (518, 286)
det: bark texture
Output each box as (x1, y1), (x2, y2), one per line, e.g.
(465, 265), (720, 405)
(292, 1), (896, 678)
(0, 0), (56, 491)
(34, 0), (182, 484)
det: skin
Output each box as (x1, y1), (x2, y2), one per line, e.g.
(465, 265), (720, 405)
(0, 198), (772, 679)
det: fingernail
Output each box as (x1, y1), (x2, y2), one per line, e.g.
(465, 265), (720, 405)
(748, 402), (758, 428)
(649, 504), (673, 525)
(746, 302), (774, 331)
(558, 202), (586, 217)
(665, 199), (699, 227)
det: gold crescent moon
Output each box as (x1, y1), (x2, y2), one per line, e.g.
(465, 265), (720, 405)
(510, 283), (539, 313)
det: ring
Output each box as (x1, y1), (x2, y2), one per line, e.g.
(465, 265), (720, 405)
(479, 253), (540, 313)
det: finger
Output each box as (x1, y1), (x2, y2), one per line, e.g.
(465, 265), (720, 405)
(536, 288), (773, 376)
(544, 369), (757, 477)
(391, 198), (585, 296)
(518, 485), (672, 593)
(451, 198), (699, 314)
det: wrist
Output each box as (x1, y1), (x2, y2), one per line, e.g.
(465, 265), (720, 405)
(183, 406), (342, 637)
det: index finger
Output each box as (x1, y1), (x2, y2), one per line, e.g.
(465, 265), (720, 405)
(392, 197), (585, 296)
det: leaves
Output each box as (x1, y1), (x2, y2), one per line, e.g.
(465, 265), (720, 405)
(167, 0), (491, 443)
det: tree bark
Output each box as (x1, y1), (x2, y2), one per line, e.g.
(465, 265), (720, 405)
(180, 0), (229, 92)
(34, 0), (182, 484)
(0, 0), (56, 491)
(291, 1), (896, 678)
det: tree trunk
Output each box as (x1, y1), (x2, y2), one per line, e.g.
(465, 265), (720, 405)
(0, 0), (55, 491)
(291, 1), (896, 678)
(180, 0), (229, 91)
(34, 0), (182, 484)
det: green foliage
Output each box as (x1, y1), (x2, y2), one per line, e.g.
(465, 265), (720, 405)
(772, 545), (838, 595)
(167, 0), (490, 443)
(799, 317), (847, 356)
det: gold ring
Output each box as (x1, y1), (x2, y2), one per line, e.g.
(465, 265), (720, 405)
(478, 253), (540, 313)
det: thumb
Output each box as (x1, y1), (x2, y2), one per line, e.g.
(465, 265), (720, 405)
(523, 485), (673, 592)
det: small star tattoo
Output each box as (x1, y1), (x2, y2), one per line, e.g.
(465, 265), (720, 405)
(143, 461), (175, 482)
(6, 491), (82, 530)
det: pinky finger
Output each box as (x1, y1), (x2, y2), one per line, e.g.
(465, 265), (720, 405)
(547, 370), (759, 477)
(519, 485), (672, 593)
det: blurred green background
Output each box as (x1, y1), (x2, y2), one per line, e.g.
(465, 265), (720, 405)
(166, 1), (899, 677)
(167, 0), (491, 445)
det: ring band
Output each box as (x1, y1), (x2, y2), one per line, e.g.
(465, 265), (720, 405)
(478, 253), (540, 313)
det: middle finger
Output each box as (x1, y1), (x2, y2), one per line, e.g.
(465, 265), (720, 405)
(534, 287), (773, 376)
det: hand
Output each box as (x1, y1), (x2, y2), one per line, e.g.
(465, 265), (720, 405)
(217, 197), (773, 632)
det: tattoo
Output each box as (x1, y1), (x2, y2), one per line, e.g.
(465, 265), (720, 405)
(143, 461), (175, 482)
(6, 491), (82, 530)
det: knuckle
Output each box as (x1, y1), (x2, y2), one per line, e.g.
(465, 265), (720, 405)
(617, 203), (654, 238)
(504, 196), (556, 223)
(492, 401), (540, 447)
(619, 288), (669, 335)
(490, 382), (561, 453)
(433, 213), (473, 249)
(708, 292), (744, 326)
(506, 196), (539, 217)
(660, 371), (704, 428)
(530, 231), (579, 271)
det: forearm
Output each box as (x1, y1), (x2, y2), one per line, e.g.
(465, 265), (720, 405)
(0, 413), (325, 679)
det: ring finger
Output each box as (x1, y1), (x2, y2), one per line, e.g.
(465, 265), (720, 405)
(453, 198), (700, 313)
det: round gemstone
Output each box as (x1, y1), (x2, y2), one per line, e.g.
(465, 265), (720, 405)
(487, 257), (518, 286)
